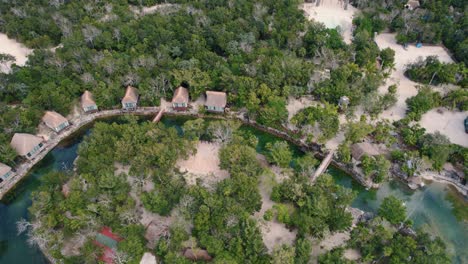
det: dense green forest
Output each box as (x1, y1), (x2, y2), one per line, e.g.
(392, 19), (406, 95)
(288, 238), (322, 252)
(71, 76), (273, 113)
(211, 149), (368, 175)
(352, 0), (468, 65)
(0, 0), (393, 164)
(24, 119), (450, 263)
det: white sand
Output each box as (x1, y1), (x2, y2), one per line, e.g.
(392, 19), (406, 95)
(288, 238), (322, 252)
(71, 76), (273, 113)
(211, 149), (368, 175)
(0, 33), (33, 73)
(420, 108), (467, 147)
(260, 221), (297, 253)
(286, 96), (315, 120)
(177, 142), (229, 185)
(301, 1), (357, 44)
(375, 33), (453, 121)
(130, 4), (179, 16)
(343, 248), (361, 260)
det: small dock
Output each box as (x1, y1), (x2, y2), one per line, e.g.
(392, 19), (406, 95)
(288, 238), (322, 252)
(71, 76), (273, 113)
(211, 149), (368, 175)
(152, 108), (165, 123)
(311, 150), (334, 183)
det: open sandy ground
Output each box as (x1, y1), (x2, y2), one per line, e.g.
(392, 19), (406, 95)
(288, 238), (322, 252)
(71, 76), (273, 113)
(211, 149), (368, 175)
(286, 96), (315, 121)
(301, 0), (357, 44)
(0, 33), (33, 73)
(374, 33), (468, 146)
(375, 33), (453, 121)
(177, 142), (229, 185)
(420, 108), (467, 147)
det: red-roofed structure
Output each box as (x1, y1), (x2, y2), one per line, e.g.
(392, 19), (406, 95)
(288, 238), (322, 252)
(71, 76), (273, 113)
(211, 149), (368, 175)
(93, 227), (123, 264)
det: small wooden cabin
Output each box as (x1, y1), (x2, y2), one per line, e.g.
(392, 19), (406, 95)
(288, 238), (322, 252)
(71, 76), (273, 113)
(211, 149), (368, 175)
(81, 90), (98, 113)
(10, 133), (45, 160)
(42, 111), (70, 133)
(205, 91), (227, 113)
(0, 163), (13, 184)
(122, 86), (139, 111)
(172, 86), (189, 111)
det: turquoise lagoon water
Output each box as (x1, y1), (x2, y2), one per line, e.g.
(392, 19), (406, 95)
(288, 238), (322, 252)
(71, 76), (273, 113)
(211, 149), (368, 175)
(0, 117), (465, 263)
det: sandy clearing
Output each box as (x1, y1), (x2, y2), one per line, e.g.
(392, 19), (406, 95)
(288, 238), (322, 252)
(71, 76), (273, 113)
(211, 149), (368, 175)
(301, 0), (357, 44)
(177, 141), (229, 185)
(344, 248), (361, 260)
(375, 33), (453, 122)
(260, 221), (297, 253)
(0, 33), (33, 73)
(419, 108), (467, 147)
(130, 3), (179, 16)
(286, 96), (315, 121)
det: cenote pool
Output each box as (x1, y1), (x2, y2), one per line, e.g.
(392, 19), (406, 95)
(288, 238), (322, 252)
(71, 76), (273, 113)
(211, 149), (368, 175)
(0, 117), (466, 263)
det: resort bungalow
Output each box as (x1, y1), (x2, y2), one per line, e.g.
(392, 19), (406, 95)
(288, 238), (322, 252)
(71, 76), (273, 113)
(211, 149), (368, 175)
(205, 91), (227, 113)
(122, 86), (138, 111)
(350, 142), (380, 162)
(172, 86), (189, 111)
(0, 163), (13, 184)
(10, 133), (45, 160)
(81, 90), (98, 113)
(405, 0), (420, 10)
(42, 111), (70, 133)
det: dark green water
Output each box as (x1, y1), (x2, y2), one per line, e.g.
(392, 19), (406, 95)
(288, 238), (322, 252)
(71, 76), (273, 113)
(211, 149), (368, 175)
(0, 117), (466, 263)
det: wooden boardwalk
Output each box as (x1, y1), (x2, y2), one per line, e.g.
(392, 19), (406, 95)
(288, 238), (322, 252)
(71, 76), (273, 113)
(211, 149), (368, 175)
(0, 107), (160, 200)
(311, 150), (334, 184)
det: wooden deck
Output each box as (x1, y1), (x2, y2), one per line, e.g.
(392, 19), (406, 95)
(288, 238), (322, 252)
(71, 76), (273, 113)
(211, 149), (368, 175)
(311, 150), (334, 184)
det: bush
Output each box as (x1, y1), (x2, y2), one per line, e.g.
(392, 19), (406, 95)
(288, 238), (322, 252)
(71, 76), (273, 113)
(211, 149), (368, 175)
(406, 86), (441, 120)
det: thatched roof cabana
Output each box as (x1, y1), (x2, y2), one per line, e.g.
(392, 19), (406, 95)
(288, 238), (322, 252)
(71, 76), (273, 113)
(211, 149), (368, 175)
(183, 248), (212, 261)
(122, 86), (139, 104)
(172, 87), (189, 104)
(42, 111), (69, 131)
(81, 90), (97, 111)
(351, 142), (380, 161)
(10, 133), (44, 158)
(205, 91), (227, 108)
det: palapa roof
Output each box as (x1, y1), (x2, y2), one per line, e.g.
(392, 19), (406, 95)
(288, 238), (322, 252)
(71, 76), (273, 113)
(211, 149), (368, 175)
(0, 163), (12, 176)
(351, 142), (380, 161)
(183, 248), (212, 261)
(122, 86), (138, 103)
(10, 133), (44, 156)
(406, 0), (420, 9)
(42, 111), (68, 128)
(205, 91), (227, 108)
(172, 86), (189, 104)
(140, 252), (157, 264)
(81, 90), (97, 108)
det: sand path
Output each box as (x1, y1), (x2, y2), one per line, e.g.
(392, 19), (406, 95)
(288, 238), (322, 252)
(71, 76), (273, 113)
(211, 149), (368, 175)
(375, 33), (453, 122)
(420, 109), (467, 147)
(301, 0), (357, 44)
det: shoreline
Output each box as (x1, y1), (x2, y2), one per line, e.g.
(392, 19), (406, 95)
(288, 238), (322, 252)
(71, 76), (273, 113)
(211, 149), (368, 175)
(1, 107), (465, 201)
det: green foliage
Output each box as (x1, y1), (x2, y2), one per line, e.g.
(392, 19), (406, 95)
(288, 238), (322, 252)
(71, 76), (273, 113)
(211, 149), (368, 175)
(406, 56), (467, 86)
(272, 174), (355, 237)
(378, 196), (407, 225)
(406, 86), (441, 121)
(337, 142), (352, 163)
(350, 217), (450, 264)
(418, 132), (453, 171)
(265, 141), (293, 168)
(294, 237), (312, 264)
(344, 117), (374, 143)
(318, 247), (353, 264)
(292, 103), (339, 141)
(443, 88), (468, 111)
(361, 155), (391, 183)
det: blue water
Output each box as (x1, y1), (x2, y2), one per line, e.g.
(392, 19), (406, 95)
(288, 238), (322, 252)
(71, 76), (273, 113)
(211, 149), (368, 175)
(0, 118), (466, 263)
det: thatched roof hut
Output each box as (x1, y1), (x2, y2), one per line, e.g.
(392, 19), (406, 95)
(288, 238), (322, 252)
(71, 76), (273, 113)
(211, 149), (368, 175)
(140, 252), (157, 264)
(81, 90), (97, 112)
(351, 142), (380, 161)
(42, 111), (70, 133)
(0, 163), (12, 179)
(10, 133), (44, 159)
(122, 86), (139, 110)
(183, 248), (212, 261)
(205, 91), (227, 112)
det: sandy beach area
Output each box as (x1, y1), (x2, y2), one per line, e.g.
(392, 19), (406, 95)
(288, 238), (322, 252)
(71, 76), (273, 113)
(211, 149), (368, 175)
(0, 33), (33, 73)
(176, 141), (229, 185)
(301, 0), (357, 44)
